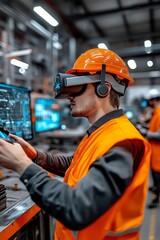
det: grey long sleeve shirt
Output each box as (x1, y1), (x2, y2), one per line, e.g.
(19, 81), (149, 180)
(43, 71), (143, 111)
(20, 109), (144, 230)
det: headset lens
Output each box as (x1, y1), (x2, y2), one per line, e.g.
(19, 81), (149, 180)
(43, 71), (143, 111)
(53, 73), (87, 99)
(54, 74), (62, 98)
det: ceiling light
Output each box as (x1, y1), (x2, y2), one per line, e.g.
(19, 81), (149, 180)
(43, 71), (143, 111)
(144, 40), (152, 54)
(98, 43), (108, 49)
(19, 68), (26, 75)
(144, 40), (152, 48)
(147, 60), (153, 67)
(127, 59), (137, 70)
(33, 6), (59, 27)
(53, 42), (62, 50)
(10, 59), (29, 69)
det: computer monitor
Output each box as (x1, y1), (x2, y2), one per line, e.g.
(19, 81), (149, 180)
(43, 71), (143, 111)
(140, 98), (148, 108)
(34, 98), (61, 133)
(0, 83), (33, 140)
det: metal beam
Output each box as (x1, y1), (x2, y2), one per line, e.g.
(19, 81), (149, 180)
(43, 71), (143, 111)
(131, 71), (160, 79)
(70, 1), (160, 21)
(44, 0), (88, 40)
(116, 43), (160, 58)
(79, 0), (106, 37)
(88, 31), (160, 44)
(115, 0), (131, 40)
(0, 3), (51, 39)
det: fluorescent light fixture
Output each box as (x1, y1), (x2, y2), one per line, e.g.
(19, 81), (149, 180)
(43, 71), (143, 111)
(147, 60), (153, 67)
(144, 40), (152, 54)
(10, 59), (29, 70)
(144, 40), (152, 48)
(98, 43), (108, 49)
(53, 42), (62, 50)
(33, 6), (59, 27)
(127, 59), (137, 70)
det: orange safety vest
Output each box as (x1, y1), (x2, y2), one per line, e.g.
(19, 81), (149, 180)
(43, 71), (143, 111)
(148, 106), (160, 172)
(54, 115), (151, 240)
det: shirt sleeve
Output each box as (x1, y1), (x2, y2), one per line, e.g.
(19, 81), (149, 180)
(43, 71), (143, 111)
(33, 150), (73, 177)
(20, 144), (138, 231)
(147, 130), (160, 141)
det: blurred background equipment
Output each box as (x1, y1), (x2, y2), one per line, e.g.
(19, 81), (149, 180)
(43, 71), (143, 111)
(33, 97), (61, 133)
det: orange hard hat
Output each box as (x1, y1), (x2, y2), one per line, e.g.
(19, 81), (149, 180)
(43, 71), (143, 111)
(66, 48), (134, 87)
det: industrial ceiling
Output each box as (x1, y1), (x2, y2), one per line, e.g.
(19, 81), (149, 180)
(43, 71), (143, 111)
(0, 0), (160, 86)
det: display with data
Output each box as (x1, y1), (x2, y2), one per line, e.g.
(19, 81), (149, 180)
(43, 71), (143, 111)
(34, 98), (61, 133)
(0, 83), (33, 140)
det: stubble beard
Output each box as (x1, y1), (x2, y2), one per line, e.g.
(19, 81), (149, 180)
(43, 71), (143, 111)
(71, 106), (87, 118)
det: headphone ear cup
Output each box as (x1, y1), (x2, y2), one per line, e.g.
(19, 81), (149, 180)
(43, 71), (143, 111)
(96, 83), (109, 98)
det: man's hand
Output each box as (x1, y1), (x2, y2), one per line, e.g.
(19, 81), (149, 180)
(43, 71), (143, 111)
(0, 138), (33, 175)
(9, 134), (37, 160)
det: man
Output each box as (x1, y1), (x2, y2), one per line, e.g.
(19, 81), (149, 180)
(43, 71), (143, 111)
(0, 48), (151, 240)
(144, 89), (160, 208)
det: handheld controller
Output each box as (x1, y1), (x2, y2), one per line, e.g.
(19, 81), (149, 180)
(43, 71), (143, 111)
(0, 125), (16, 144)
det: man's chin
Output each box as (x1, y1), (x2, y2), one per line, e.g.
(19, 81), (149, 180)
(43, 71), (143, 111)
(71, 111), (83, 117)
(71, 113), (79, 117)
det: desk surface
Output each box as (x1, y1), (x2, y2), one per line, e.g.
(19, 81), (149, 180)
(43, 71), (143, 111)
(0, 169), (41, 239)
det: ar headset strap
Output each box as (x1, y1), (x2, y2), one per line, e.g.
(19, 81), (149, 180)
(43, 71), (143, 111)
(65, 68), (126, 96)
(96, 64), (108, 97)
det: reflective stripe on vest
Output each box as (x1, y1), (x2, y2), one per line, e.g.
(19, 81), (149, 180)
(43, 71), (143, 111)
(72, 225), (141, 239)
(107, 225), (141, 237)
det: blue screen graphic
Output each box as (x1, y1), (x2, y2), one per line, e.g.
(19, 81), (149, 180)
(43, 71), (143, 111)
(0, 83), (33, 140)
(34, 98), (61, 133)
(141, 98), (148, 108)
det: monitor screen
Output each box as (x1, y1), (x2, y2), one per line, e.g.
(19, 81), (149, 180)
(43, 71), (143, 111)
(34, 98), (61, 133)
(140, 98), (148, 108)
(0, 83), (33, 140)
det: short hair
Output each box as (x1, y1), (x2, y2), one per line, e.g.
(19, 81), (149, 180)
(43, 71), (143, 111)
(109, 88), (120, 109)
(92, 82), (120, 108)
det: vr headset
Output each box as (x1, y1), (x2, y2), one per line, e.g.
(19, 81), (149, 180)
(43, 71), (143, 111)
(53, 65), (126, 99)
